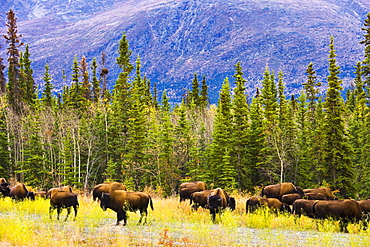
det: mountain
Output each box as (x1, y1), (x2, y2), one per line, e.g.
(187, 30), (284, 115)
(1, 0), (370, 103)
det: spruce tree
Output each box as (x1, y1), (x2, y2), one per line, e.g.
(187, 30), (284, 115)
(360, 12), (370, 96)
(207, 78), (236, 189)
(0, 43), (5, 94)
(79, 55), (91, 102)
(189, 73), (200, 106)
(19, 44), (36, 106)
(90, 58), (100, 103)
(199, 75), (209, 109)
(231, 62), (250, 190)
(41, 64), (55, 108)
(3, 9), (24, 112)
(322, 36), (354, 197)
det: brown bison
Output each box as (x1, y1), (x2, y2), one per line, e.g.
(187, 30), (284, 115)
(49, 190), (79, 221)
(261, 182), (304, 201)
(179, 181), (207, 191)
(281, 193), (302, 205)
(246, 197), (291, 213)
(100, 190), (153, 226)
(190, 189), (215, 210)
(304, 192), (328, 200)
(47, 185), (73, 197)
(292, 199), (317, 218)
(9, 183), (35, 201)
(313, 199), (363, 232)
(180, 187), (202, 202)
(207, 188), (229, 222)
(0, 181), (10, 197)
(92, 182), (127, 201)
(303, 187), (337, 200)
(358, 199), (370, 214)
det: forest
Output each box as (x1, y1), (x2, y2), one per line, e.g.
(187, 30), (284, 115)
(0, 9), (370, 199)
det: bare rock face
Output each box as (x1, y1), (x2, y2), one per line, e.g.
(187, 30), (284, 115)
(1, 0), (370, 102)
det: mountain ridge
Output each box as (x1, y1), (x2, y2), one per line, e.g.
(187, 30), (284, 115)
(1, 0), (370, 102)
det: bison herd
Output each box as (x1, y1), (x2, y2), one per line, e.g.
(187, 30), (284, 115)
(1, 178), (370, 232)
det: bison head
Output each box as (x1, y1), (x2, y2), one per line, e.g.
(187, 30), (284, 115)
(100, 193), (110, 211)
(208, 195), (222, 211)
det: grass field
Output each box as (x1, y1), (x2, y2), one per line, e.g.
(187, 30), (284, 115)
(1, 195), (370, 246)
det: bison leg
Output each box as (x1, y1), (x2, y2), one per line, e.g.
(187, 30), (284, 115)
(73, 205), (78, 221)
(57, 207), (63, 221)
(138, 208), (148, 225)
(65, 207), (71, 221)
(116, 209), (127, 226)
(49, 205), (55, 219)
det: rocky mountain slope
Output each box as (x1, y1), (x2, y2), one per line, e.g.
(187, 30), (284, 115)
(1, 0), (370, 102)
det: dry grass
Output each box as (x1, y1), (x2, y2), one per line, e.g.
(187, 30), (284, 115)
(0, 195), (370, 246)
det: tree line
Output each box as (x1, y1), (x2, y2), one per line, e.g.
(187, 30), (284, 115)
(0, 9), (370, 198)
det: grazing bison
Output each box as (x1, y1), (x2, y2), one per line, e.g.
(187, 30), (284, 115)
(304, 192), (328, 200)
(49, 190), (79, 221)
(179, 181), (207, 191)
(282, 193), (302, 205)
(246, 197), (291, 214)
(92, 182), (127, 201)
(207, 188), (228, 222)
(292, 199), (317, 218)
(47, 185), (73, 197)
(180, 187), (202, 202)
(0, 182), (10, 197)
(261, 182), (303, 201)
(9, 183), (34, 201)
(313, 199), (363, 232)
(100, 190), (153, 226)
(358, 200), (370, 215)
(303, 187), (337, 200)
(190, 189), (215, 210)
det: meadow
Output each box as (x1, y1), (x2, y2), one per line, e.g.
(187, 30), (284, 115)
(1, 194), (370, 246)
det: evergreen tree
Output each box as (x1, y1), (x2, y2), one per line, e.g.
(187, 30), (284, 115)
(19, 44), (36, 106)
(322, 36), (354, 197)
(0, 43), (5, 94)
(303, 62), (321, 127)
(3, 9), (24, 112)
(189, 73), (200, 106)
(207, 78), (236, 189)
(247, 89), (266, 186)
(90, 58), (100, 103)
(360, 12), (370, 96)
(199, 75), (209, 109)
(79, 55), (91, 102)
(231, 62), (250, 190)
(41, 64), (55, 108)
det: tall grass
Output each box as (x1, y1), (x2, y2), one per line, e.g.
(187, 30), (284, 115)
(0, 196), (370, 246)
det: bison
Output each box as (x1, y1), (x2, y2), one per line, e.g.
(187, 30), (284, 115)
(281, 193), (302, 205)
(292, 199), (317, 218)
(304, 192), (328, 200)
(179, 181), (207, 191)
(100, 190), (153, 226)
(190, 189), (215, 210)
(207, 188), (229, 222)
(92, 182), (127, 201)
(180, 187), (202, 202)
(0, 182), (10, 197)
(358, 199), (370, 215)
(303, 187), (337, 200)
(261, 182), (303, 201)
(49, 190), (79, 221)
(313, 199), (363, 232)
(9, 183), (34, 201)
(246, 197), (291, 214)
(47, 185), (73, 198)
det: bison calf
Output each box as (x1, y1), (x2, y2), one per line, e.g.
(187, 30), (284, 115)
(100, 190), (153, 226)
(49, 190), (79, 221)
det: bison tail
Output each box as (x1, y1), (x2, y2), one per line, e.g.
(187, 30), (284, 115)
(149, 195), (154, 211)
